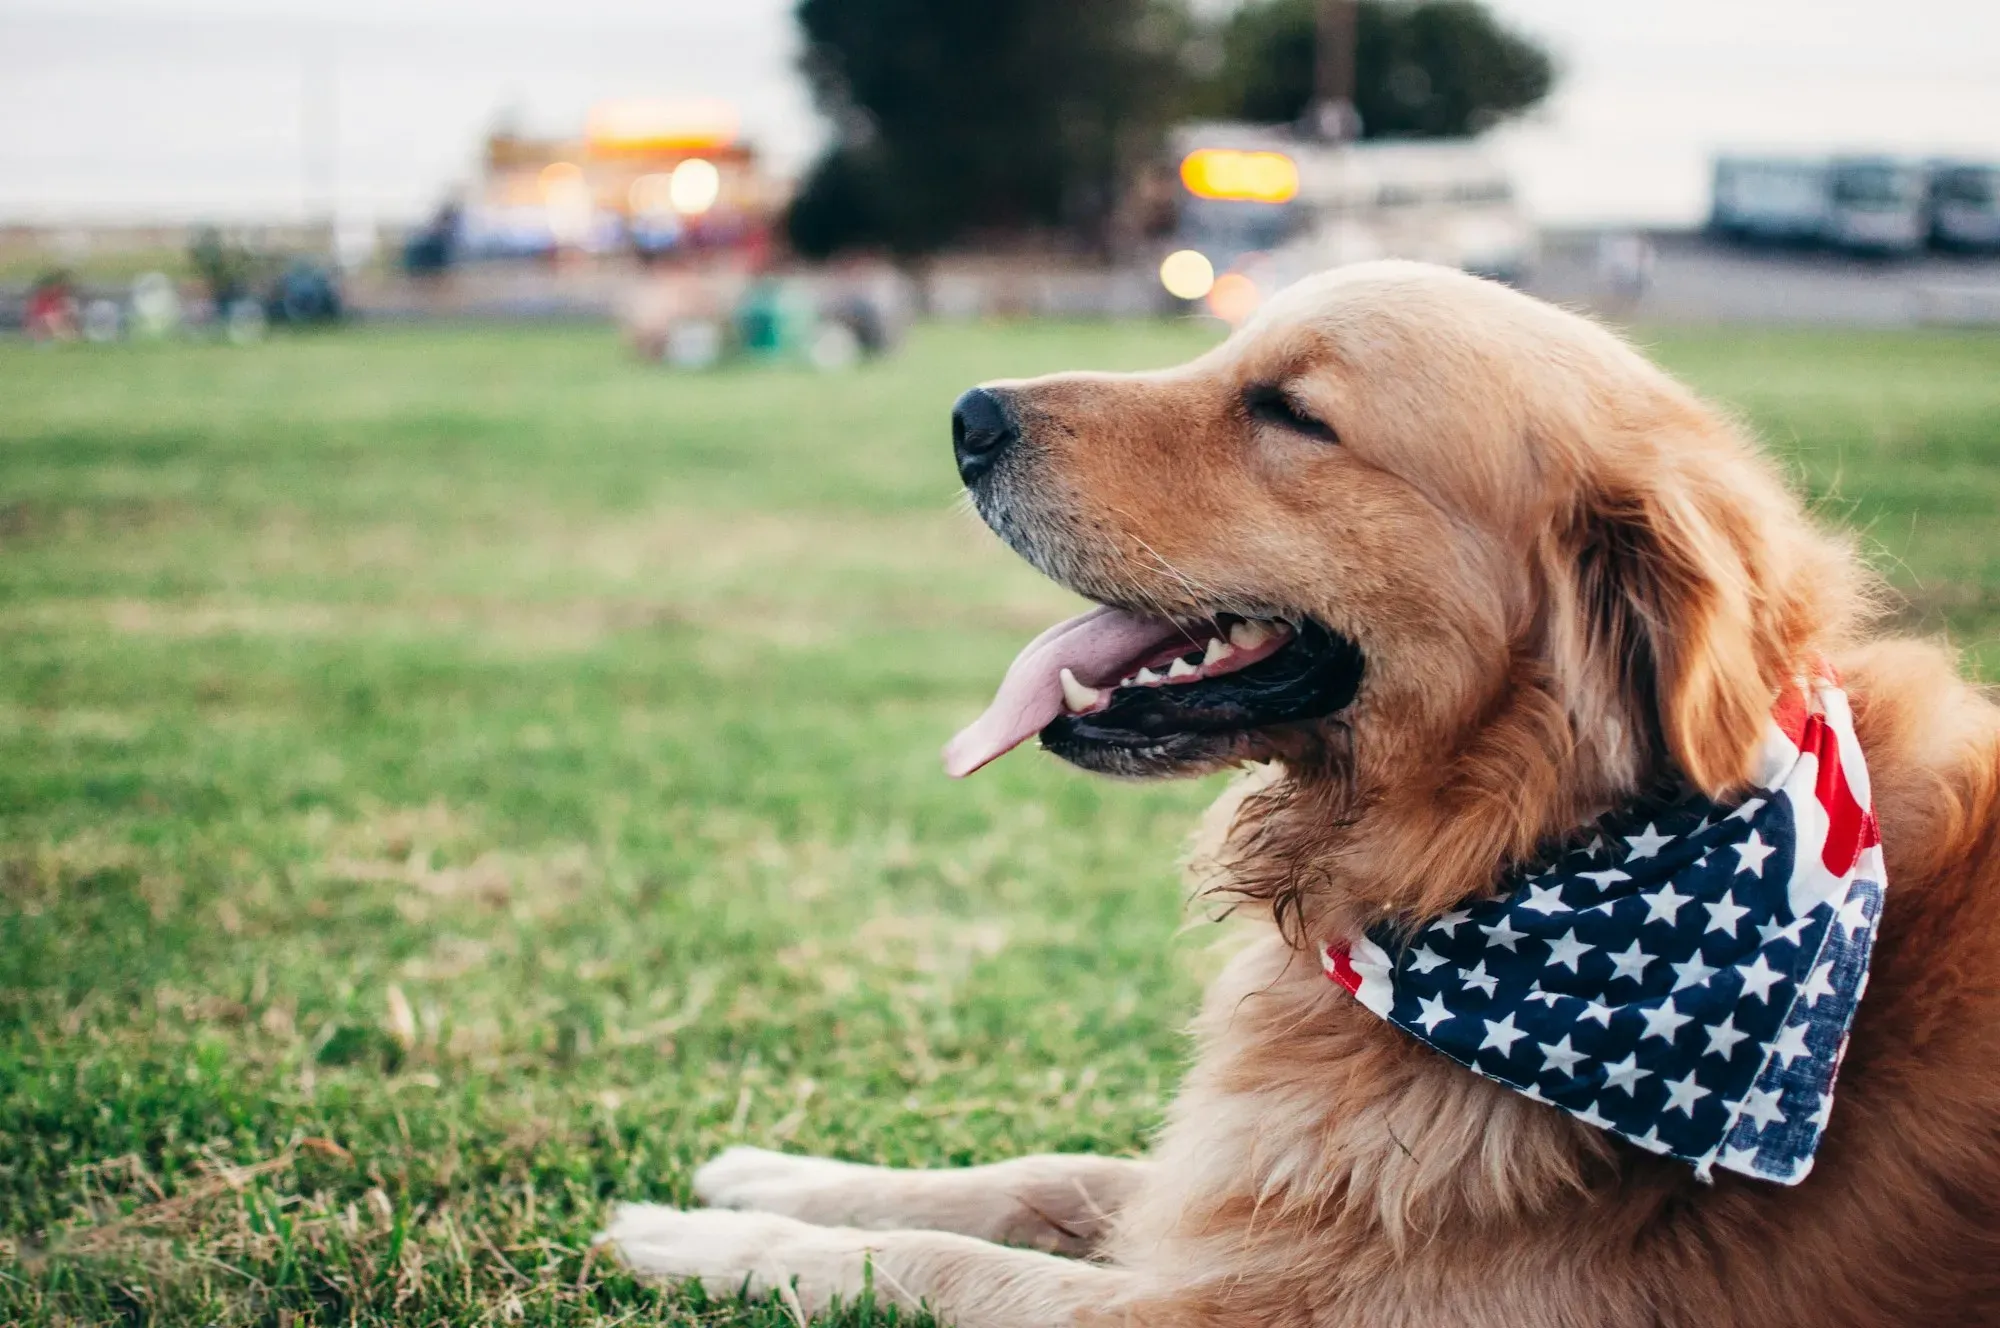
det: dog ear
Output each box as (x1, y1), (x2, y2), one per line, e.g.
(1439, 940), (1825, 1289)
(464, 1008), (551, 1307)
(1573, 438), (1799, 799)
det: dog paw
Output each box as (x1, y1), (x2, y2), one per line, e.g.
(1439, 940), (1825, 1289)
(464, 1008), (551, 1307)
(601, 1204), (830, 1305)
(693, 1145), (866, 1213)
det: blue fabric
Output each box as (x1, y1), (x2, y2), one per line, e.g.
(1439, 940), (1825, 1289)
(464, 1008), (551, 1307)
(1357, 787), (1879, 1183)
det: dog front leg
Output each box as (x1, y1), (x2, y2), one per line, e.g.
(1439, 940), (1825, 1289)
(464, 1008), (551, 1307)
(693, 1147), (1152, 1257)
(605, 1204), (1138, 1327)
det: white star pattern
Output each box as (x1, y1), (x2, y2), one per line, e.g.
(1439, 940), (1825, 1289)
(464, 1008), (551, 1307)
(1670, 956), (1717, 992)
(1579, 998), (1615, 1026)
(1579, 868), (1631, 890)
(1733, 830), (1776, 877)
(1407, 945), (1448, 975)
(1834, 892), (1872, 939)
(1460, 960), (1499, 999)
(1736, 954), (1786, 1003)
(1413, 993), (1453, 1033)
(1519, 882), (1568, 916)
(1525, 982), (1565, 1008)
(1702, 890), (1751, 936)
(1718, 1143), (1762, 1173)
(1730, 1086), (1787, 1130)
(1767, 1022), (1813, 1068)
(1808, 1094), (1833, 1131)
(1607, 939), (1655, 984)
(1601, 1053), (1651, 1095)
(1632, 1125), (1672, 1154)
(1729, 796), (1767, 823)
(1639, 1001), (1693, 1042)
(1480, 1013), (1528, 1056)
(1433, 909), (1472, 936)
(1582, 833), (1607, 858)
(1544, 928), (1594, 972)
(1662, 1071), (1711, 1116)
(1480, 918), (1528, 952)
(1641, 881), (1693, 926)
(1624, 823), (1674, 860)
(1798, 962), (1837, 1008)
(1703, 1014), (1750, 1059)
(1757, 914), (1812, 947)
(1538, 1033), (1587, 1076)
(1573, 1102), (1615, 1130)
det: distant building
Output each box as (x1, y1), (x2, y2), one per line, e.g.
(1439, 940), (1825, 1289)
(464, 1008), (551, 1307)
(449, 99), (787, 262)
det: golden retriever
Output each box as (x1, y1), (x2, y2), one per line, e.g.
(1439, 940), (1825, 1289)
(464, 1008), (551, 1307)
(608, 261), (2000, 1327)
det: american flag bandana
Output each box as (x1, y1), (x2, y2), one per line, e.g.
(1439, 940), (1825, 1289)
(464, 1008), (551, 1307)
(1323, 672), (1883, 1184)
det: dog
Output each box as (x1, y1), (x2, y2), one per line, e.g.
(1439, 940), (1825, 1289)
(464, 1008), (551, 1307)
(608, 262), (2000, 1326)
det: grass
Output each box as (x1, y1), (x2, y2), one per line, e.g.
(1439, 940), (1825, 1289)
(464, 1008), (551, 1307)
(1, 317), (1997, 1325)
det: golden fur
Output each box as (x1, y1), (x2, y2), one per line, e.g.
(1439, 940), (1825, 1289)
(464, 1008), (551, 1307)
(609, 262), (2000, 1327)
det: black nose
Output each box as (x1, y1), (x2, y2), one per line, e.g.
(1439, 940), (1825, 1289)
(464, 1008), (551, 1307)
(951, 386), (1016, 486)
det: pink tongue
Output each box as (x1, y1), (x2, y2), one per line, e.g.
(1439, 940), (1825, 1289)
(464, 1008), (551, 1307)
(942, 606), (1183, 778)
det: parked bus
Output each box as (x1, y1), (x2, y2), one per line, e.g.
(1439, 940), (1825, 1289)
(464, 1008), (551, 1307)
(1710, 155), (1928, 256)
(1152, 123), (1536, 322)
(1929, 160), (2000, 252)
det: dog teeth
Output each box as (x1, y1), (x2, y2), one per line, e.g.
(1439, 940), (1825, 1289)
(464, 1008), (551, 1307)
(1229, 620), (1274, 651)
(1134, 667), (1162, 685)
(1201, 637), (1232, 666)
(1059, 668), (1101, 712)
(1167, 656), (1199, 679)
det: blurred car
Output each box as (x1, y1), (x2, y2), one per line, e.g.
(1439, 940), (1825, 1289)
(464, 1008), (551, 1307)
(1929, 160), (2000, 252)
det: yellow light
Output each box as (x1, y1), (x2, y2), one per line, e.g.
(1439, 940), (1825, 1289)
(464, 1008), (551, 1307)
(669, 158), (721, 215)
(1207, 271), (1262, 324)
(1159, 249), (1215, 300)
(1180, 149), (1300, 204)
(538, 161), (584, 197)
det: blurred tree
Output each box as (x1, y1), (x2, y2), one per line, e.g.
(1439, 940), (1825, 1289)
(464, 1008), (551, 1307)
(786, 0), (1190, 258)
(1201, 0), (1554, 138)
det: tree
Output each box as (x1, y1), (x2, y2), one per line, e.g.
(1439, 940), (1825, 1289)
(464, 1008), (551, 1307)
(1200, 0), (1555, 139)
(786, 0), (1189, 258)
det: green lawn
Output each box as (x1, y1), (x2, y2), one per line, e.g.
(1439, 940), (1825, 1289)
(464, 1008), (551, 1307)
(2, 319), (1997, 1325)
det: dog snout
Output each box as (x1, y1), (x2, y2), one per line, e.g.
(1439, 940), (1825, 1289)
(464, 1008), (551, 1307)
(951, 387), (1018, 486)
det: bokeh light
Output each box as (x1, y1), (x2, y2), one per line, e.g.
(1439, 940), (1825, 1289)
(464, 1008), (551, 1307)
(1179, 149), (1300, 204)
(1206, 271), (1261, 323)
(1159, 249), (1216, 300)
(669, 158), (721, 215)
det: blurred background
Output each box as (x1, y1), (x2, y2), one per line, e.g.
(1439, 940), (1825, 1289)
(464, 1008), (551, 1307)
(4, 3), (1998, 1324)
(7, 0), (2000, 337)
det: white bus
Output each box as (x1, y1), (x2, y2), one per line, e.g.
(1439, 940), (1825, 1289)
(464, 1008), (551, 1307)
(1154, 123), (1537, 322)
(1929, 160), (2000, 252)
(1710, 155), (1929, 256)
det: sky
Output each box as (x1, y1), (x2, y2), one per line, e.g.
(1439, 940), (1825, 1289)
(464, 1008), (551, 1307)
(2, 0), (1997, 227)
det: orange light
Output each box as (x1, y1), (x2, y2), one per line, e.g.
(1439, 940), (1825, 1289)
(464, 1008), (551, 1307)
(1180, 149), (1300, 204)
(1206, 272), (1261, 324)
(586, 98), (738, 154)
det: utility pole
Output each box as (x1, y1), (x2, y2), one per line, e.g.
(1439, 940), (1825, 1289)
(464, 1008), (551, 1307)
(1312, 0), (1361, 142)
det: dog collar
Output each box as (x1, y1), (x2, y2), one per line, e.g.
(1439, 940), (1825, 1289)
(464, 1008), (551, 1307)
(1323, 673), (1883, 1184)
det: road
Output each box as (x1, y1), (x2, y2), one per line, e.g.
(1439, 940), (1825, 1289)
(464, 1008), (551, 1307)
(1529, 233), (2000, 327)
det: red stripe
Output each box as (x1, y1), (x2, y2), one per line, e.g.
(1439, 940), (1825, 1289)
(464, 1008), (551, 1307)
(1799, 712), (1878, 876)
(1772, 684), (1812, 748)
(1324, 943), (1363, 994)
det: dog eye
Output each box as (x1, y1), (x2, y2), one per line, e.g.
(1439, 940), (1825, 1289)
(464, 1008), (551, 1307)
(1244, 386), (1339, 444)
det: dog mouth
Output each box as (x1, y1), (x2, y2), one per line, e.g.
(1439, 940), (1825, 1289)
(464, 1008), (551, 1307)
(943, 606), (1366, 778)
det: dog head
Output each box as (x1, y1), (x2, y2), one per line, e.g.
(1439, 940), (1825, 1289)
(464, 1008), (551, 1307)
(947, 262), (1860, 926)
